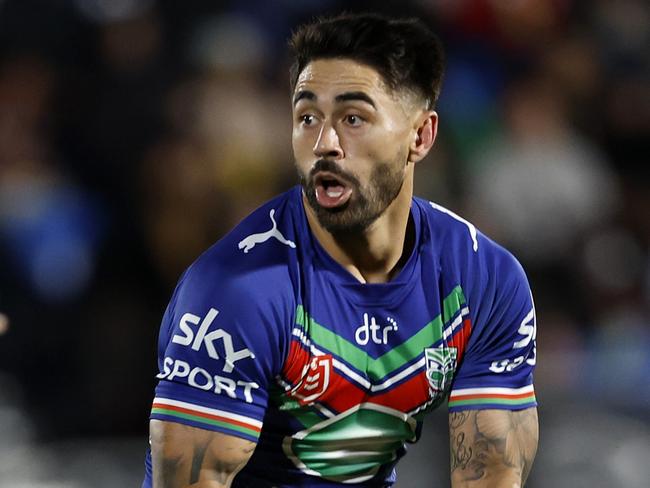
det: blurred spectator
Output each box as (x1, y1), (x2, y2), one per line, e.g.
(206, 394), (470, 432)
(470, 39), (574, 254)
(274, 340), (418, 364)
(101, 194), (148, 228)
(0, 55), (106, 302)
(464, 74), (621, 266)
(139, 11), (294, 284)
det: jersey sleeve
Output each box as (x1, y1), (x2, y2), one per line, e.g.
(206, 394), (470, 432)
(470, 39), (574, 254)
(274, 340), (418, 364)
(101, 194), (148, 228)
(448, 241), (537, 412)
(149, 255), (292, 442)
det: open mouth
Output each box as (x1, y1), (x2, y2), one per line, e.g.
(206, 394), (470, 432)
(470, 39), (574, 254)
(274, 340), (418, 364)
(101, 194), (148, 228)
(314, 171), (353, 209)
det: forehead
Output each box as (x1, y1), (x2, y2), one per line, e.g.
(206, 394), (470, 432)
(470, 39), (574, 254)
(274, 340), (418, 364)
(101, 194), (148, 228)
(294, 58), (392, 100)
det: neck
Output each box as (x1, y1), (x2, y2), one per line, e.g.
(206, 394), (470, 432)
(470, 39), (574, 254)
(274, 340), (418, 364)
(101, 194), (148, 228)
(303, 173), (415, 284)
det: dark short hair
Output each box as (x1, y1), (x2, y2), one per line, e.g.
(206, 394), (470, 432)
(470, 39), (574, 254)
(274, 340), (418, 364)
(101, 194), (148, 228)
(289, 12), (445, 109)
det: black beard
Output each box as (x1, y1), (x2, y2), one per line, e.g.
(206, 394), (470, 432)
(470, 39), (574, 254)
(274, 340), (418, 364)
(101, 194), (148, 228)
(299, 158), (405, 234)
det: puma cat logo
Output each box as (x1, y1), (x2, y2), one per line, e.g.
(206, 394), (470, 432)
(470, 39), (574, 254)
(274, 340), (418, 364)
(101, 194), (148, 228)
(238, 209), (296, 254)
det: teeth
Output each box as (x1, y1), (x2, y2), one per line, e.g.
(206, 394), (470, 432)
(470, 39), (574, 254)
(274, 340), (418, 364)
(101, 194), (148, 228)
(326, 188), (343, 198)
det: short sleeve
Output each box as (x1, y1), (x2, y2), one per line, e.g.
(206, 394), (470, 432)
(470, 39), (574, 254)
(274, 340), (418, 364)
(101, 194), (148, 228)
(150, 256), (292, 442)
(449, 245), (537, 412)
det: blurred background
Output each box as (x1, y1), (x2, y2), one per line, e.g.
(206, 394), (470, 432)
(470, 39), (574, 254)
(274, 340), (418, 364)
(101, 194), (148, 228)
(0, 0), (648, 486)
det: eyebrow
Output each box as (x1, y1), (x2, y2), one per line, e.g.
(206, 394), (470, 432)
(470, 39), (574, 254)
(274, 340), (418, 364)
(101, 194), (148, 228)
(335, 91), (376, 109)
(293, 90), (316, 106)
(292, 90), (377, 109)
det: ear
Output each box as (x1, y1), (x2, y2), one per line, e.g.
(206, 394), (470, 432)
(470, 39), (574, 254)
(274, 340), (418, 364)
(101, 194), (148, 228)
(408, 111), (438, 164)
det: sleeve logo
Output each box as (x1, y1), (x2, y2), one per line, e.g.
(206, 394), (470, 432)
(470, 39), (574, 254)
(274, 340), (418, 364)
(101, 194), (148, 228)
(156, 357), (259, 403)
(489, 306), (537, 373)
(172, 308), (255, 373)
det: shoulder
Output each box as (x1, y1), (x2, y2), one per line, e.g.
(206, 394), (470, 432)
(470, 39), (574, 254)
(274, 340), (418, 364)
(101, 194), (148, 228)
(416, 197), (480, 253)
(415, 197), (530, 308)
(157, 191), (301, 375)
(416, 197), (521, 269)
(175, 189), (301, 314)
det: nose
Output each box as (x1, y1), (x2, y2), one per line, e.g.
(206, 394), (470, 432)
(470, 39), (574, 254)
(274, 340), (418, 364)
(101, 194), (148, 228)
(313, 122), (343, 159)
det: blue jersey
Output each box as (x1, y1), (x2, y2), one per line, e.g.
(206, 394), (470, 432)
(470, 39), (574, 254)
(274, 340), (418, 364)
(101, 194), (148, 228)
(142, 186), (537, 487)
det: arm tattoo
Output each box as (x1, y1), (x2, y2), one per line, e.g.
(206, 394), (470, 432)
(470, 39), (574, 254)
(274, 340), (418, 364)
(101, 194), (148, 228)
(449, 412), (473, 471)
(160, 455), (182, 488)
(151, 421), (257, 488)
(190, 442), (209, 483)
(449, 408), (538, 486)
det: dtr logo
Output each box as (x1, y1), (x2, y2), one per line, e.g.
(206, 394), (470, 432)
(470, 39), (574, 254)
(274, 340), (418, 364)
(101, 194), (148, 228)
(355, 314), (398, 345)
(172, 308), (255, 373)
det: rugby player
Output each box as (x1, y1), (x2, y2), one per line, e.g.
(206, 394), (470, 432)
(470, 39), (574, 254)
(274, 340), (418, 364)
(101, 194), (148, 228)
(142, 12), (538, 488)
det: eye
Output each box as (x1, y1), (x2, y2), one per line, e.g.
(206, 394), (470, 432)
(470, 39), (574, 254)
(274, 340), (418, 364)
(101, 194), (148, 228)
(300, 114), (315, 126)
(344, 114), (364, 127)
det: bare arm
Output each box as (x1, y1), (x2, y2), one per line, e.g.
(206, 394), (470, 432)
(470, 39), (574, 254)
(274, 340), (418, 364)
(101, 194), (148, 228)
(449, 408), (538, 488)
(150, 419), (256, 488)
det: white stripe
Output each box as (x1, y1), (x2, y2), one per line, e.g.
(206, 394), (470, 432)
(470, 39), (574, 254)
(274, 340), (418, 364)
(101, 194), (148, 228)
(277, 377), (292, 391)
(442, 307), (470, 341)
(287, 343), (426, 397)
(293, 326), (452, 394)
(276, 377), (336, 419)
(450, 385), (535, 397)
(408, 397), (436, 416)
(370, 357), (426, 392)
(309, 345), (372, 390)
(153, 397), (263, 428)
(310, 340), (429, 393)
(282, 403), (414, 483)
(429, 201), (478, 251)
(311, 402), (336, 418)
(292, 402), (416, 441)
(292, 327), (311, 347)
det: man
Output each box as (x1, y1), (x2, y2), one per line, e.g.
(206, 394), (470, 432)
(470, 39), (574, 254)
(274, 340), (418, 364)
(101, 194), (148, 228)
(143, 12), (538, 488)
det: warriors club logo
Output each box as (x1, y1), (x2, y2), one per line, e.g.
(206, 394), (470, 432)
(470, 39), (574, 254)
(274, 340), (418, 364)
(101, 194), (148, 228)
(425, 346), (457, 393)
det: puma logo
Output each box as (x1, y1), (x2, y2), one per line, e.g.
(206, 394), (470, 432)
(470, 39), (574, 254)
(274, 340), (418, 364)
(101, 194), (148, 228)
(238, 209), (296, 254)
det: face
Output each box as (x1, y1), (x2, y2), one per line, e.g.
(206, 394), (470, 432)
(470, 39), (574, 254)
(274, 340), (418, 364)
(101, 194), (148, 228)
(292, 58), (416, 233)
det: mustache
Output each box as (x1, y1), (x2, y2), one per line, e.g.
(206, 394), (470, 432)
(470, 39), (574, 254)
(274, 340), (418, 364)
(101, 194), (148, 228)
(309, 160), (358, 185)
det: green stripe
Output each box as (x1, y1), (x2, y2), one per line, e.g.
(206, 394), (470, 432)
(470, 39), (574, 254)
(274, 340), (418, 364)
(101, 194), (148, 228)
(448, 395), (536, 408)
(369, 315), (442, 380)
(151, 407), (260, 438)
(295, 286), (466, 381)
(296, 308), (368, 374)
(270, 388), (324, 429)
(443, 285), (466, 323)
(289, 409), (326, 429)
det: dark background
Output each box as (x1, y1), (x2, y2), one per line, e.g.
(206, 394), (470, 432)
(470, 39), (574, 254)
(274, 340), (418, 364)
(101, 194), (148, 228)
(0, 0), (648, 486)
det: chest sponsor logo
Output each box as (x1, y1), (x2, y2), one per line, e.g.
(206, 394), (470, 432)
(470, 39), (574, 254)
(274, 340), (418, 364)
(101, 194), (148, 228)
(425, 346), (457, 393)
(288, 354), (332, 405)
(238, 208), (296, 253)
(172, 308), (255, 373)
(355, 313), (398, 346)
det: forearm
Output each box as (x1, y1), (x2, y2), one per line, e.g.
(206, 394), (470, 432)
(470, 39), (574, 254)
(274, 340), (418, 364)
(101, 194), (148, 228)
(151, 420), (255, 488)
(449, 408), (538, 488)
